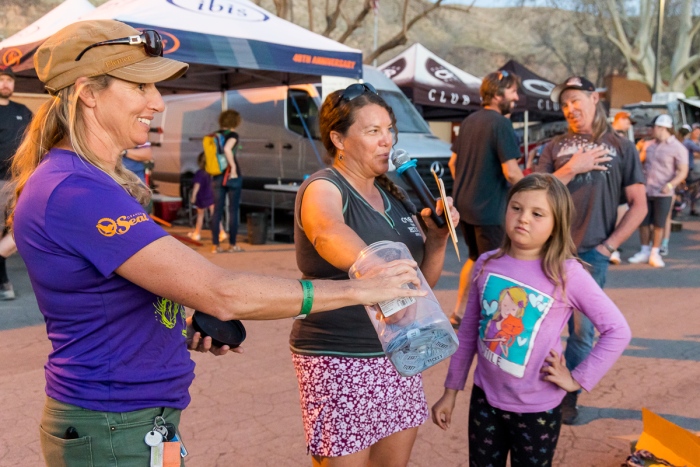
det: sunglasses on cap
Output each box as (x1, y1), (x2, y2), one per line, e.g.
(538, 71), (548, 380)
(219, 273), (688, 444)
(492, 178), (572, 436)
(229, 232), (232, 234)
(338, 82), (378, 103)
(75, 30), (163, 62)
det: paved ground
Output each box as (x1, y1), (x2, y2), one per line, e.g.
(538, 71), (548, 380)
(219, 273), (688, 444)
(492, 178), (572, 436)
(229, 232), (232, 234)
(0, 215), (699, 466)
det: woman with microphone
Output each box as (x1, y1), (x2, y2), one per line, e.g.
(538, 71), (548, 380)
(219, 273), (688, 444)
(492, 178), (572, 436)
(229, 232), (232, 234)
(290, 83), (459, 466)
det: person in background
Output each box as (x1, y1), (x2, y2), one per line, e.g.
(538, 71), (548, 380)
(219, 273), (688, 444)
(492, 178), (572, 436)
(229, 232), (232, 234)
(680, 124), (700, 178)
(0, 67), (32, 300)
(432, 174), (631, 466)
(534, 76), (646, 424)
(291, 82), (459, 466)
(9, 20), (424, 466)
(607, 111), (637, 264)
(448, 70), (524, 329)
(628, 114), (687, 267)
(188, 152), (215, 242)
(660, 124), (700, 254)
(121, 142), (151, 184)
(210, 109), (243, 253)
(121, 142), (153, 214)
(612, 111), (635, 140)
(681, 124), (700, 217)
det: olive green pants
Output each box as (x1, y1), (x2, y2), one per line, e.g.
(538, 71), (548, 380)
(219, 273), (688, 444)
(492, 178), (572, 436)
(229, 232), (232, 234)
(40, 397), (184, 467)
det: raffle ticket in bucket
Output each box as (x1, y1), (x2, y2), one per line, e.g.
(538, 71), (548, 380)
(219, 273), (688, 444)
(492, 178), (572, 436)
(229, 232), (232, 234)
(349, 241), (459, 377)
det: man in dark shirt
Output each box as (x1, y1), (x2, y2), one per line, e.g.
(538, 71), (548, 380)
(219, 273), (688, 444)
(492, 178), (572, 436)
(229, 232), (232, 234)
(448, 70), (524, 327)
(535, 76), (646, 424)
(0, 68), (32, 300)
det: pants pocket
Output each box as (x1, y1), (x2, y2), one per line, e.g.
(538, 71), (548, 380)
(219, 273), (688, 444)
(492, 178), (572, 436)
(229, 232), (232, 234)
(40, 425), (93, 467)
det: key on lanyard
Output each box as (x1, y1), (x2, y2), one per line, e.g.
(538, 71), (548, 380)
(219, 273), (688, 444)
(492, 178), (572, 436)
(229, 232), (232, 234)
(146, 429), (164, 467)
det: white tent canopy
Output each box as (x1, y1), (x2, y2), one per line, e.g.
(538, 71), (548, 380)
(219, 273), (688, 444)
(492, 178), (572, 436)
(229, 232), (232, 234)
(5, 0), (363, 93)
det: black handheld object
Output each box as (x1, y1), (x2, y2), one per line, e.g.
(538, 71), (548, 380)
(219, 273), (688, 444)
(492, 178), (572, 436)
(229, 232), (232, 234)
(391, 149), (446, 228)
(191, 311), (246, 348)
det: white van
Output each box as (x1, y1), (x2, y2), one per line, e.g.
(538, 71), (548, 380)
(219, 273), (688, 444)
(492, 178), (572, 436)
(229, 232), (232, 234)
(150, 66), (453, 211)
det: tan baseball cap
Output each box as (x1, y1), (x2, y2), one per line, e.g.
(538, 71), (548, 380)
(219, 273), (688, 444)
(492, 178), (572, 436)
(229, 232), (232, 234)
(34, 20), (188, 95)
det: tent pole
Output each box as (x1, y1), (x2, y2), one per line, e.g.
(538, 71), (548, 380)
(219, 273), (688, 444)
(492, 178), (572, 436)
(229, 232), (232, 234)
(221, 91), (228, 111)
(524, 110), (529, 162)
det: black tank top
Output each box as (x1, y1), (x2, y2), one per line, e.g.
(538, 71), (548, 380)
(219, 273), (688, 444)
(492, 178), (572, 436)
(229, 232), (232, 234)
(290, 168), (425, 356)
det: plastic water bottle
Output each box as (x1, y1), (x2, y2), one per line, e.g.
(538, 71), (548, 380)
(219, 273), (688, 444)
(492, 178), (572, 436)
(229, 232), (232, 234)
(349, 241), (459, 377)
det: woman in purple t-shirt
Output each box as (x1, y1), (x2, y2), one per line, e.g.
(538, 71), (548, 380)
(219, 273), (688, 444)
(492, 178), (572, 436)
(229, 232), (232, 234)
(7, 20), (424, 466)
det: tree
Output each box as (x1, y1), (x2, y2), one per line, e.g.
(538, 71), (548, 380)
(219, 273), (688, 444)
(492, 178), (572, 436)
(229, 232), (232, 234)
(0, 0), (54, 40)
(252, 0), (469, 65)
(548, 0), (700, 92)
(530, 5), (627, 85)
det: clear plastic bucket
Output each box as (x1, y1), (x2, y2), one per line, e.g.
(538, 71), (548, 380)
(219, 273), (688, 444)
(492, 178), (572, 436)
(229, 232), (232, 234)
(349, 240), (459, 377)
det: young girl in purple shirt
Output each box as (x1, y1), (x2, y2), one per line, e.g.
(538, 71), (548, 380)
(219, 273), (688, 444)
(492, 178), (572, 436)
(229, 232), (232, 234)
(188, 152), (216, 242)
(432, 173), (631, 465)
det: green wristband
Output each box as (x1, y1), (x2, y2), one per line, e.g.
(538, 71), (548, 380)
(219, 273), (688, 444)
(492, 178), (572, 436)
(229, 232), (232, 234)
(298, 280), (314, 318)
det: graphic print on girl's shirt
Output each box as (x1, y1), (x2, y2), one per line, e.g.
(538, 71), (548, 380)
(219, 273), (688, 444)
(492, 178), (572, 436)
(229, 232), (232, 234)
(478, 273), (554, 378)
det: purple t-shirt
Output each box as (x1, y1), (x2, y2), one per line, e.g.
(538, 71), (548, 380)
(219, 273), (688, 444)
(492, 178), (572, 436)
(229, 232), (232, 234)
(14, 149), (195, 412)
(192, 169), (214, 208)
(445, 251), (631, 413)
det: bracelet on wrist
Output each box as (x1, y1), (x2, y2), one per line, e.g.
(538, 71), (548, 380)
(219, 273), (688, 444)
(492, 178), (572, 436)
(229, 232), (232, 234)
(295, 279), (314, 319)
(602, 242), (615, 254)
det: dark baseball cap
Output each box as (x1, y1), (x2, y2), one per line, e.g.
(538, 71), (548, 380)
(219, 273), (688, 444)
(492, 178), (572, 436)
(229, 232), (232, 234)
(550, 76), (596, 103)
(0, 68), (16, 79)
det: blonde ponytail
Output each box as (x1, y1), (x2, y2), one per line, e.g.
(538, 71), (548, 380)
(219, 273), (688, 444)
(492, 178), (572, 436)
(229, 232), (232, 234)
(8, 75), (151, 228)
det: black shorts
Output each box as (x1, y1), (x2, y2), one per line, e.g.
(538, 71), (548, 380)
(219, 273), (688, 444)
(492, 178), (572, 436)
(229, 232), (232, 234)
(642, 196), (673, 228)
(460, 222), (505, 262)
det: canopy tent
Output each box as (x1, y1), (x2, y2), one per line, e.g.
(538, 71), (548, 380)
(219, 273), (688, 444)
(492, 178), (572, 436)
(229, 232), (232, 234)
(0, 0), (95, 88)
(5, 0), (363, 93)
(379, 43), (482, 120)
(498, 59), (562, 121)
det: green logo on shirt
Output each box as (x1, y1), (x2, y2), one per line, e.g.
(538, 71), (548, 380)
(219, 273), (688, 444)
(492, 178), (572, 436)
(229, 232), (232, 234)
(154, 297), (186, 336)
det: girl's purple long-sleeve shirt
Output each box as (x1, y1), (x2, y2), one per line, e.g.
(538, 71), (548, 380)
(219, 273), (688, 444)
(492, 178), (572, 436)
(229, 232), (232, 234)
(445, 251), (631, 413)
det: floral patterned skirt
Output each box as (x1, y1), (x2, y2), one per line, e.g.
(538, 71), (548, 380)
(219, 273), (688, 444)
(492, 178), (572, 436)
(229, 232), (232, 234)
(291, 353), (428, 457)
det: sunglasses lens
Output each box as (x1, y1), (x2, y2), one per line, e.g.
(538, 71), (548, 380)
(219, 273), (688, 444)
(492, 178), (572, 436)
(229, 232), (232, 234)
(143, 30), (163, 57)
(364, 83), (377, 94)
(342, 83), (365, 101)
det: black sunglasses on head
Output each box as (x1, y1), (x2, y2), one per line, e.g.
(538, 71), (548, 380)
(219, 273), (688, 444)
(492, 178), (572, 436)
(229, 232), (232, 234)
(75, 30), (163, 62)
(338, 82), (378, 103)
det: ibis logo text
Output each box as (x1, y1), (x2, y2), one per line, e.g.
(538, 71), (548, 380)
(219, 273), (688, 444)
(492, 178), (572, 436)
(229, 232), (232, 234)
(167, 0), (269, 21)
(96, 213), (149, 237)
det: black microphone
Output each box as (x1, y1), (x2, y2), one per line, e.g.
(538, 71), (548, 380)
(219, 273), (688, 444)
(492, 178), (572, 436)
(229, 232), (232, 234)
(391, 149), (446, 228)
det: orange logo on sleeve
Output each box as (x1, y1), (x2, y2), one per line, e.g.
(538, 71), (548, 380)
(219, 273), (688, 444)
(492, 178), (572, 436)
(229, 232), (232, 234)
(96, 213), (149, 237)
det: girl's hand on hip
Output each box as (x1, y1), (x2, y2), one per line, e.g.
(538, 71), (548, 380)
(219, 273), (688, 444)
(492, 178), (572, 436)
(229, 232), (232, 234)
(541, 349), (581, 392)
